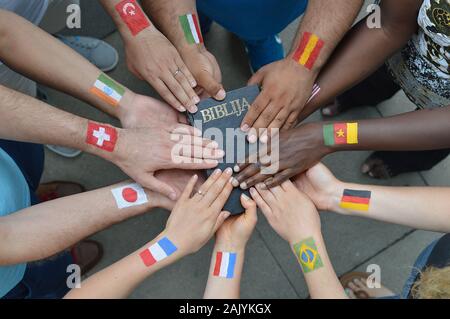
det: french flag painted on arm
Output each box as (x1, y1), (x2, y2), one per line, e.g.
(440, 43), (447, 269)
(139, 237), (177, 267)
(213, 252), (237, 279)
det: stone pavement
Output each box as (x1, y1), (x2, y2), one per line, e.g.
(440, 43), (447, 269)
(40, 3), (448, 298)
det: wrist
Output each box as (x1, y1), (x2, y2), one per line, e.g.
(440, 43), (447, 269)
(288, 228), (323, 249)
(300, 122), (334, 156)
(214, 239), (247, 254)
(117, 89), (138, 123)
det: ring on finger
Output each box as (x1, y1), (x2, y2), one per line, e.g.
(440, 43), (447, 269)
(173, 68), (182, 77)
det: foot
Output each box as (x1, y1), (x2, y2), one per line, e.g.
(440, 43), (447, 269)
(71, 240), (104, 276)
(36, 181), (85, 202)
(361, 154), (394, 179)
(321, 99), (343, 117)
(55, 35), (119, 72)
(244, 34), (285, 73)
(345, 277), (395, 299)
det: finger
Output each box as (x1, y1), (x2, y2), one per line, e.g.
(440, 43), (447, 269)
(203, 167), (233, 206)
(241, 171), (273, 189)
(240, 193), (257, 221)
(235, 147), (264, 174)
(213, 211), (231, 233)
(267, 109), (290, 132)
(162, 72), (194, 111)
(177, 59), (197, 89)
(247, 68), (265, 86)
(255, 183), (278, 207)
(142, 174), (179, 201)
(264, 169), (294, 189)
(282, 111), (300, 131)
(242, 92), (271, 135)
(179, 145), (224, 160)
(233, 163), (261, 189)
(249, 187), (272, 217)
(197, 71), (226, 101)
(209, 179), (233, 211)
(179, 174), (199, 200)
(268, 185), (284, 200)
(193, 168), (222, 200)
(281, 180), (297, 193)
(173, 62), (200, 111)
(152, 78), (185, 112)
(171, 124), (203, 137)
(251, 101), (279, 133)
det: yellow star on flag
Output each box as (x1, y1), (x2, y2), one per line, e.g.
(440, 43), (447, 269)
(336, 129), (345, 138)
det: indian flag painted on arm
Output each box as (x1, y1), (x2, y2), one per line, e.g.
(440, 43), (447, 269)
(90, 74), (125, 107)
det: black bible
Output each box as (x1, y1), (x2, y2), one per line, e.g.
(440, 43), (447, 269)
(186, 85), (260, 215)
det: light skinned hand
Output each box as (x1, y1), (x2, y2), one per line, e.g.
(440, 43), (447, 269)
(124, 27), (200, 112)
(215, 194), (257, 250)
(165, 168), (234, 255)
(242, 58), (316, 142)
(292, 162), (342, 212)
(250, 180), (321, 244)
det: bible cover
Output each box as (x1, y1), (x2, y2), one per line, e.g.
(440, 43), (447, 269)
(187, 85), (260, 215)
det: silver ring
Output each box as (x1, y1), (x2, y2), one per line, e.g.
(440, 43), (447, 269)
(173, 68), (181, 77)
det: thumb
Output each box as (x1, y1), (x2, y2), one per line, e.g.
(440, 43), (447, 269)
(197, 71), (226, 100)
(248, 69), (265, 86)
(141, 174), (178, 201)
(213, 211), (231, 233)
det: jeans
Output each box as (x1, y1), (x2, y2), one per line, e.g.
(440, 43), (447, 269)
(0, 140), (73, 299)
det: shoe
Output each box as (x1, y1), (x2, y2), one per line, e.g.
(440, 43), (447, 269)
(71, 240), (104, 276)
(55, 35), (119, 72)
(244, 34), (285, 73)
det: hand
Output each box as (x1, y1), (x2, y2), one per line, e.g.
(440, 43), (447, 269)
(292, 163), (342, 212)
(164, 168), (234, 255)
(215, 194), (257, 250)
(155, 169), (205, 197)
(180, 46), (226, 100)
(123, 28), (199, 112)
(118, 93), (187, 129)
(250, 181), (321, 244)
(234, 122), (331, 190)
(111, 123), (223, 200)
(242, 58), (316, 142)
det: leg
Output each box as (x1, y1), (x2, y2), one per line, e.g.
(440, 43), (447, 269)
(322, 63), (401, 116)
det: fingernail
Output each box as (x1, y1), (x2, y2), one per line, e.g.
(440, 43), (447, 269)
(216, 89), (226, 100)
(242, 193), (250, 201)
(179, 106), (186, 112)
(256, 183), (264, 189)
(241, 124), (249, 132)
(169, 192), (177, 200)
(231, 178), (240, 187)
(248, 134), (257, 144)
(193, 96), (200, 104)
(261, 135), (268, 144)
(190, 105), (198, 113)
(191, 81), (197, 88)
(234, 165), (240, 173)
(224, 167), (233, 175)
(213, 168), (222, 176)
(240, 182), (248, 190)
(224, 212), (231, 219)
(250, 187), (257, 195)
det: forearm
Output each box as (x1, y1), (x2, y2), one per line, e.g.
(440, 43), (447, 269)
(289, 0), (363, 76)
(65, 231), (182, 298)
(142, 0), (200, 54)
(0, 182), (159, 265)
(0, 9), (133, 118)
(290, 232), (346, 299)
(0, 84), (120, 162)
(327, 181), (450, 233)
(204, 242), (245, 299)
(325, 107), (450, 152)
(301, 0), (421, 118)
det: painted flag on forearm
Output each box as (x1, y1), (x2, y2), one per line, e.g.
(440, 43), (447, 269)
(111, 183), (148, 209)
(293, 32), (324, 70)
(115, 0), (150, 36)
(140, 237), (178, 267)
(323, 123), (358, 146)
(213, 251), (237, 279)
(340, 189), (371, 212)
(179, 13), (203, 45)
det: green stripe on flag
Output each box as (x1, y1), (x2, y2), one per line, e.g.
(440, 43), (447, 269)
(98, 74), (125, 96)
(179, 15), (195, 44)
(323, 124), (335, 146)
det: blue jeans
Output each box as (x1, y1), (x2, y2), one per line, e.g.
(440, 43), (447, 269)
(0, 140), (73, 299)
(197, 0), (308, 41)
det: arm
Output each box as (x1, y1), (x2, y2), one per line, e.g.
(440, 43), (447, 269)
(140, 0), (225, 100)
(0, 181), (173, 265)
(250, 181), (347, 299)
(65, 169), (234, 298)
(204, 195), (257, 299)
(98, 0), (199, 112)
(241, 0), (364, 140)
(299, 0), (422, 121)
(0, 84), (223, 199)
(234, 106), (450, 189)
(294, 163), (450, 233)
